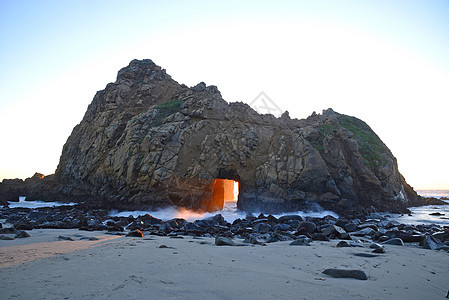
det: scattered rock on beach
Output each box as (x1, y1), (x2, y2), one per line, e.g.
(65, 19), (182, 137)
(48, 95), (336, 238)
(336, 241), (351, 248)
(243, 236), (259, 245)
(373, 247), (386, 253)
(290, 239), (311, 246)
(353, 252), (379, 258)
(14, 223), (34, 230)
(215, 236), (235, 246)
(14, 230), (30, 238)
(344, 222), (358, 232)
(254, 223), (272, 234)
(0, 227), (17, 234)
(321, 225), (346, 236)
(352, 227), (375, 237)
(0, 235), (14, 240)
(278, 215), (303, 223)
(79, 236), (100, 241)
(58, 235), (74, 241)
(382, 238), (404, 246)
(420, 235), (443, 250)
(322, 269), (368, 280)
(370, 242), (383, 249)
(297, 221), (317, 234)
(126, 229), (144, 237)
(435, 246), (449, 252)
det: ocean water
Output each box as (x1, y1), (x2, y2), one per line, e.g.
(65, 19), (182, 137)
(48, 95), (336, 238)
(109, 202), (339, 223)
(7, 197), (76, 209)
(385, 190), (449, 226)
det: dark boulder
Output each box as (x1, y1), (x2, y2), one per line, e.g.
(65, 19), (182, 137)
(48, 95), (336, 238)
(322, 269), (368, 280)
(126, 229), (144, 237)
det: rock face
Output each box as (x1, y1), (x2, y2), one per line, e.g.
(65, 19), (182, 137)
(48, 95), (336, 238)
(0, 59), (419, 215)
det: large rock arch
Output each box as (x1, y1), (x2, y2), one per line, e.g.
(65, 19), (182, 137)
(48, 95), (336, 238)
(1, 59), (418, 216)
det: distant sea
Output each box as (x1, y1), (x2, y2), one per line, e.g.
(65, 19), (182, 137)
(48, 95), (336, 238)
(7, 191), (449, 226)
(386, 190), (449, 226)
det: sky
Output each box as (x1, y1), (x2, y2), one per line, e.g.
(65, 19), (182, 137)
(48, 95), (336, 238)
(1, 0), (448, 190)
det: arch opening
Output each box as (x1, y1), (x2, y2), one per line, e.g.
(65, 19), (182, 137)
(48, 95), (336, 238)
(205, 179), (239, 212)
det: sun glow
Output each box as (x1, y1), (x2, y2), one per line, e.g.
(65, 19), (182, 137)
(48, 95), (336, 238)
(175, 208), (205, 220)
(204, 179), (239, 212)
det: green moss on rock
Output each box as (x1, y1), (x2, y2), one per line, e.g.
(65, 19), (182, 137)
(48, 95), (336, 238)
(150, 98), (183, 127)
(310, 123), (338, 154)
(337, 114), (389, 172)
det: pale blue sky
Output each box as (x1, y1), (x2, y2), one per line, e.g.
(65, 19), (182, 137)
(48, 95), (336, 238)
(1, 0), (448, 189)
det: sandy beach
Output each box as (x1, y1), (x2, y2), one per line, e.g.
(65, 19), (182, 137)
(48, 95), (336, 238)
(0, 229), (448, 299)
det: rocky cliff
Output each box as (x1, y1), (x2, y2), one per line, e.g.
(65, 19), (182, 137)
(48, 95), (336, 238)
(0, 59), (419, 216)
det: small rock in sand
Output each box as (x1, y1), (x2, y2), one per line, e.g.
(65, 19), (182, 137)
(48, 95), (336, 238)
(126, 229), (144, 237)
(14, 230), (30, 238)
(290, 239), (311, 246)
(373, 247), (386, 254)
(382, 238), (404, 246)
(369, 242), (383, 249)
(58, 235), (73, 241)
(215, 236), (235, 246)
(353, 252), (379, 258)
(322, 269), (368, 280)
(79, 236), (100, 241)
(336, 241), (351, 248)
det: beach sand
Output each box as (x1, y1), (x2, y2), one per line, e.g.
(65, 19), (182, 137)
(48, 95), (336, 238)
(0, 229), (448, 299)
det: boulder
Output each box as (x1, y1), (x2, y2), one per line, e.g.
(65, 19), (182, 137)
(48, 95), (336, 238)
(321, 225), (346, 236)
(297, 221), (317, 234)
(278, 215), (303, 223)
(420, 235), (443, 250)
(254, 223), (272, 234)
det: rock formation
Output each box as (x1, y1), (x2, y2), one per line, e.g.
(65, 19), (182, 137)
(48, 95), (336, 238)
(0, 59), (420, 216)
